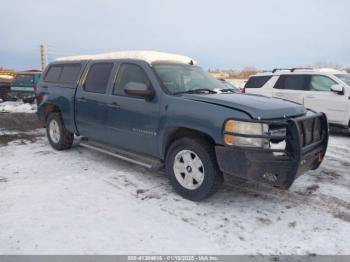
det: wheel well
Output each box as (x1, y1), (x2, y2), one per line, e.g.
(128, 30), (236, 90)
(41, 103), (61, 126)
(162, 127), (215, 159)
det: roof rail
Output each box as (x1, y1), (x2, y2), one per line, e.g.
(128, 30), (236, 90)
(290, 67), (313, 72)
(272, 68), (290, 73)
(272, 67), (314, 73)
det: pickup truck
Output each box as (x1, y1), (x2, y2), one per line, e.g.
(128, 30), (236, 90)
(36, 51), (329, 201)
(11, 71), (41, 103)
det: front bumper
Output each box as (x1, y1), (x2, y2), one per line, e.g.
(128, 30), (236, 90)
(215, 112), (329, 188)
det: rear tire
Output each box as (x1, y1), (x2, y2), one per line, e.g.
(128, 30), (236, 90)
(46, 112), (74, 150)
(166, 137), (223, 201)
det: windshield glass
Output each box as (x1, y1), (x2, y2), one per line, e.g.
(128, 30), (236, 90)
(12, 74), (34, 85)
(221, 81), (238, 89)
(335, 74), (350, 86)
(153, 64), (225, 94)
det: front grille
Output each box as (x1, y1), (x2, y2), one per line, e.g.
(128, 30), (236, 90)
(298, 116), (322, 147)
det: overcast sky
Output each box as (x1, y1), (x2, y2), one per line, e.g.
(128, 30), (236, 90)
(1, 0), (349, 70)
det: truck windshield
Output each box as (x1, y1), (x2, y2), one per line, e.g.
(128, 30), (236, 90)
(153, 64), (224, 94)
(335, 74), (350, 86)
(12, 74), (34, 85)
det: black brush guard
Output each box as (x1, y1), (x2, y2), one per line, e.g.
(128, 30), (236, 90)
(215, 112), (329, 189)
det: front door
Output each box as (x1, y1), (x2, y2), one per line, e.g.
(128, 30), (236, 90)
(304, 75), (347, 125)
(105, 62), (160, 156)
(75, 62), (115, 142)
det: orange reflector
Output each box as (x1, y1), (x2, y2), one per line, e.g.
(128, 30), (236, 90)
(224, 134), (234, 145)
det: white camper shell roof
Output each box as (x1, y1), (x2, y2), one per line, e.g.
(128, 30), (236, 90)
(56, 50), (197, 65)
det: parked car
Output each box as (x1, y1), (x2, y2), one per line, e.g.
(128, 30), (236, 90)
(36, 51), (328, 201)
(11, 72), (41, 103)
(217, 78), (242, 93)
(244, 68), (350, 129)
(0, 75), (13, 101)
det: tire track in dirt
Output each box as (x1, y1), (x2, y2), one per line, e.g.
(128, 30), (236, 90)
(223, 176), (350, 223)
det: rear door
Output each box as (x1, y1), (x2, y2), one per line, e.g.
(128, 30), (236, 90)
(304, 75), (347, 124)
(105, 61), (160, 156)
(271, 74), (308, 104)
(75, 62), (115, 142)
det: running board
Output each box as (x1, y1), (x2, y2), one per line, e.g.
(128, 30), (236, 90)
(79, 138), (164, 170)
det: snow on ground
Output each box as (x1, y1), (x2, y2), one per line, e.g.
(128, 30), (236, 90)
(0, 129), (349, 254)
(0, 101), (37, 113)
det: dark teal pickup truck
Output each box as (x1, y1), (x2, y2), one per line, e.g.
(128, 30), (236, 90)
(36, 51), (328, 201)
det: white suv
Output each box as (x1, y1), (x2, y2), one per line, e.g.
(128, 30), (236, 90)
(244, 68), (350, 129)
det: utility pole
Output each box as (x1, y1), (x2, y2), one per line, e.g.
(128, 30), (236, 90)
(40, 44), (47, 71)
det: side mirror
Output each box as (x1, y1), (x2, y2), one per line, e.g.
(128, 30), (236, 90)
(330, 84), (344, 95)
(124, 82), (154, 100)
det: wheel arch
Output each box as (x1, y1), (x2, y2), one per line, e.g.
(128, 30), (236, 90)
(39, 102), (61, 127)
(161, 127), (216, 160)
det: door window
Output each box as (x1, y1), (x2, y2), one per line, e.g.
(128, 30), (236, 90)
(310, 75), (337, 91)
(59, 64), (82, 84)
(44, 66), (62, 82)
(245, 76), (272, 89)
(85, 63), (113, 94)
(274, 75), (308, 90)
(113, 64), (150, 96)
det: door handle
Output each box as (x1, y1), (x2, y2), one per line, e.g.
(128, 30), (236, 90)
(306, 95), (315, 99)
(108, 102), (120, 109)
(78, 97), (87, 103)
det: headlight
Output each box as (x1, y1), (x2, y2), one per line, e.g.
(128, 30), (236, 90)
(224, 120), (269, 147)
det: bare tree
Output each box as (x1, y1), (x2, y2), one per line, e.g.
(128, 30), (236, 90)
(314, 62), (342, 70)
(227, 66), (257, 79)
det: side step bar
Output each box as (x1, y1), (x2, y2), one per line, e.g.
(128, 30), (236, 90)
(79, 138), (164, 170)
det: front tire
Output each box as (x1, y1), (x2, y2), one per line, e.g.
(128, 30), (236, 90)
(166, 137), (223, 201)
(46, 112), (74, 150)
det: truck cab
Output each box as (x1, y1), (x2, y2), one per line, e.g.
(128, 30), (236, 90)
(36, 51), (329, 201)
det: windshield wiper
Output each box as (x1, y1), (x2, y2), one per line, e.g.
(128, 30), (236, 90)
(173, 88), (217, 95)
(216, 88), (237, 93)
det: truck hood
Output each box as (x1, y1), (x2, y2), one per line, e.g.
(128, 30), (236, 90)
(181, 93), (306, 119)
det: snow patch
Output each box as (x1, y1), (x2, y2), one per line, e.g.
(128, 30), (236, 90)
(0, 134), (349, 254)
(0, 101), (37, 113)
(56, 50), (197, 65)
(0, 128), (19, 136)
